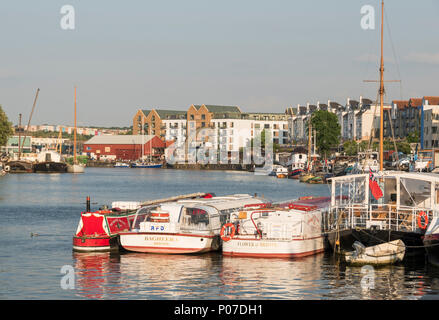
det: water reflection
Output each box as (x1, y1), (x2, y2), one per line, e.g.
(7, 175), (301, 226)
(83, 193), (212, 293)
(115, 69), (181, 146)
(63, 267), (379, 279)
(73, 252), (122, 299)
(219, 253), (326, 299)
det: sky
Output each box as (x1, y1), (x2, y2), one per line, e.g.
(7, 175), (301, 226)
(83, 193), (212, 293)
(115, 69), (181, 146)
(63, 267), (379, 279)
(1, 0), (438, 127)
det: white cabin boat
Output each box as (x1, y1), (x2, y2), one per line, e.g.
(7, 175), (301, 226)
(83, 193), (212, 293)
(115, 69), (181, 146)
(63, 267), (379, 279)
(221, 197), (331, 258)
(119, 194), (268, 254)
(275, 166), (288, 178)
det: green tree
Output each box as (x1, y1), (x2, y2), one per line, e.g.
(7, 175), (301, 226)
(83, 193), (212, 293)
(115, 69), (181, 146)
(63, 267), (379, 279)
(407, 130), (419, 143)
(343, 140), (358, 156)
(0, 105), (13, 146)
(309, 110), (341, 158)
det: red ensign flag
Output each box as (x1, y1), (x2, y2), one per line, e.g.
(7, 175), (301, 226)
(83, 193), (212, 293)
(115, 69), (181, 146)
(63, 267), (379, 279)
(369, 171), (383, 200)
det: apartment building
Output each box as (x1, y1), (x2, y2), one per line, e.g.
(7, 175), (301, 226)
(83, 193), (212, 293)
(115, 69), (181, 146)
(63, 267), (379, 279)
(135, 105), (289, 157)
(132, 109), (187, 138)
(287, 97), (383, 143)
(421, 96), (439, 149)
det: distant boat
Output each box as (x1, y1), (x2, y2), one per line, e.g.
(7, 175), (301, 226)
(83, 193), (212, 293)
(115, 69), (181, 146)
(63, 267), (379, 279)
(288, 168), (303, 179)
(34, 150), (67, 173)
(344, 240), (405, 266)
(114, 162), (130, 168)
(131, 162), (162, 168)
(275, 166), (288, 178)
(67, 87), (85, 174)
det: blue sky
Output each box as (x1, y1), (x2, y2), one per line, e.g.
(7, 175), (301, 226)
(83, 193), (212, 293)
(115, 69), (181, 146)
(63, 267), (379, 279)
(1, 0), (438, 127)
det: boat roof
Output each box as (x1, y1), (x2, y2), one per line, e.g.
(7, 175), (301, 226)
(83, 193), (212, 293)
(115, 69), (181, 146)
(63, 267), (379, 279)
(166, 194), (266, 211)
(329, 171), (439, 183)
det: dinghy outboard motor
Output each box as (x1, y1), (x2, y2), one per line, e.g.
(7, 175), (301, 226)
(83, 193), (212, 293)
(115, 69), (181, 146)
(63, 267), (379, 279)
(352, 241), (366, 257)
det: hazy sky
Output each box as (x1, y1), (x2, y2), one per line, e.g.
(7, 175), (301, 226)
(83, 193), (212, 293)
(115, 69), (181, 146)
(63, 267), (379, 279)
(1, 0), (438, 127)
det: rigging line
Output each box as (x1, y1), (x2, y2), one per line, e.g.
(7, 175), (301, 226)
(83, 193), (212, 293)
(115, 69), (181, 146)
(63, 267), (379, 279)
(384, 5), (403, 100)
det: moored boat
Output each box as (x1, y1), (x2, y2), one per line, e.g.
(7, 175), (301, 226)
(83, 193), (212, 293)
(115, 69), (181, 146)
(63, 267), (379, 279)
(221, 197), (330, 258)
(424, 215), (439, 267)
(119, 194), (269, 254)
(275, 166), (288, 179)
(288, 168), (303, 179)
(344, 240), (405, 266)
(34, 150), (67, 173)
(114, 162), (130, 168)
(131, 162), (162, 168)
(73, 199), (142, 252)
(4, 160), (33, 173)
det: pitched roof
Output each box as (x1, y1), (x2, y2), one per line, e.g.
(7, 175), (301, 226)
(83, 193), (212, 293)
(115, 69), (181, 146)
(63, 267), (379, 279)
(85, 135), (155, 145)
(392, 100), (409, 110)
(424, 96), (439, 106)
(409, 98), (423, 107)
(155, 109), (187, 119)
(361, 98), (373, 105)
(140, 109), (186, 119)
(203, 105), (241, 113)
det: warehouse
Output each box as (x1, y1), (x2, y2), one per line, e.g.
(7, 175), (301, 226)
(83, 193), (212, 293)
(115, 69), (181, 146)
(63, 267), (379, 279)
(83, 135), (165, 161)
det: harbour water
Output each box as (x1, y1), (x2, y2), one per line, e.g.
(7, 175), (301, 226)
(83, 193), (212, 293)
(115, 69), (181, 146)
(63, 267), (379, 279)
(1, 168), (439, 300)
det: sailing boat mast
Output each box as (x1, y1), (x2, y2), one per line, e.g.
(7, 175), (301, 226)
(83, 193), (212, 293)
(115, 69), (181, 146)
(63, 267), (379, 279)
(379, 0), (385, 172)
(74, 87), (77, 164)
(308, 120), (312, 172)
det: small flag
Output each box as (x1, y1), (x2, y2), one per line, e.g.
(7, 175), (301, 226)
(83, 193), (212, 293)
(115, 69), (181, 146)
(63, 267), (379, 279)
(369, 171), (383, 200)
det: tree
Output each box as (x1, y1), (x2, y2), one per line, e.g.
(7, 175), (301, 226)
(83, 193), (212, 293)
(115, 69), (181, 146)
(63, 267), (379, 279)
(407, 130), (419, 143)
(343, 140), (358, 156)
(0, 105), (13, 147)
(309, 110), (341, 158)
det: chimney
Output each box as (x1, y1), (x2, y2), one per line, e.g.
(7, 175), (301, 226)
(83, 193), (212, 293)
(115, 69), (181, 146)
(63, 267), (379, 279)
(306, 102), (310, 113)
(359, 95), (363, 105)
(317, 101), (320, 110)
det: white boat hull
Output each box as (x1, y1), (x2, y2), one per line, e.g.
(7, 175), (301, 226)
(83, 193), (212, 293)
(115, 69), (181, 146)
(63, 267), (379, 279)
(222, 236), (325, 258)
(344, 240), (406, 266)
(67, 164), (85, 173)
(119, 232), (217, 254)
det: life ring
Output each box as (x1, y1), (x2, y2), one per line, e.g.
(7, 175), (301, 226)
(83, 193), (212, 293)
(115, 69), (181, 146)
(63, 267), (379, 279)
(4, 165), (10, 172)
(417, 211), (429, 230)
(220, 223), (236, 242)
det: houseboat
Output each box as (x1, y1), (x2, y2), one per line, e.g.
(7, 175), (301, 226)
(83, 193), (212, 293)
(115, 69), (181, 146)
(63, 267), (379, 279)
(119, 194), (269, 254)
(424, 215), (439, 267)
(73, 199), (142, 252)
(34, 150), (67, 173)
(221, 196), (331, 258)
(324, 172), (438, 257)
(73, 193), (209, 252)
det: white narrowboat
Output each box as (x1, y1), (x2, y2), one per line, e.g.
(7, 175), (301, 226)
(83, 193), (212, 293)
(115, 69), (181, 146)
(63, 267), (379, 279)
(119, 194), (269, 254)
(221, 197), (330, 258)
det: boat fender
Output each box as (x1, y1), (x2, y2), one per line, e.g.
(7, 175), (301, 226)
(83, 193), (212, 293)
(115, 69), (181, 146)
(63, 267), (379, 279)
(4, 165), (10, 172)
(220, 223), (236, 242)
(417, 211), (429, 230)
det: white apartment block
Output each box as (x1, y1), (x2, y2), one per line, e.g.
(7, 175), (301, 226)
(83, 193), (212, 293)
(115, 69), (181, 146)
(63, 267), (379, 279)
(288, 96), (386, 143)
(421, 97), (439, 149)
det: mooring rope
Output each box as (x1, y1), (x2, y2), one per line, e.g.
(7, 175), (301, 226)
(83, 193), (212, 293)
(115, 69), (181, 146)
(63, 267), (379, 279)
(357, 228), (439, 249)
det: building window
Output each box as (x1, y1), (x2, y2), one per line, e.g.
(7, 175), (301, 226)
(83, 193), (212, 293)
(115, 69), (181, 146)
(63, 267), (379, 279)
(201, 122), (205, 128)
(190, 115), (194, 120)
(201, 114), (206, 120)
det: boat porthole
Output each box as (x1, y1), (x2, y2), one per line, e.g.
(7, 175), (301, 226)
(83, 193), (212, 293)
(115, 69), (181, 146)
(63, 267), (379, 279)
(200, 238), (204, 241)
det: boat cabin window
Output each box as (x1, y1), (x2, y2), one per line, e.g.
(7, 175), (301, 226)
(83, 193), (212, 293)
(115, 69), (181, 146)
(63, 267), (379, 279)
(180, 207), (210, 230)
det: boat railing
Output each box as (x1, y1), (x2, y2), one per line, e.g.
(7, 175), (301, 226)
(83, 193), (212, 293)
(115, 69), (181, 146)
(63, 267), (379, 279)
(324, 203), (435, 234)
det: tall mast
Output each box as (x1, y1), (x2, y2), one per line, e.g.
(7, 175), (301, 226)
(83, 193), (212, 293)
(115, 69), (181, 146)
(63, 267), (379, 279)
(74, 87), (77, 164)
(308, 120), (312, 172)
(379, 0), (384, 172)
(18, 113), (22, 160)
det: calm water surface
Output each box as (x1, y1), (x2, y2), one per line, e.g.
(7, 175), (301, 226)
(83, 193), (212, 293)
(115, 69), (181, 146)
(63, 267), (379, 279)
(1, 168), (439, 299)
